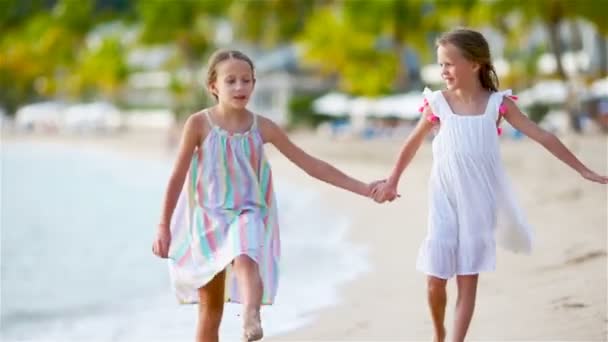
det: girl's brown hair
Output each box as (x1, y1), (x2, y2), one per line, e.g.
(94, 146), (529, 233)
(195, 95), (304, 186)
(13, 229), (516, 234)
(206, 49), (256, 100)
(437, 28), (499, 92)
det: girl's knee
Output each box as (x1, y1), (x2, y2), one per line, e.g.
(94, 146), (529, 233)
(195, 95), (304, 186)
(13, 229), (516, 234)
(234, 254), (257, 267)
(199, 303), (224, 324)
(456, 274), (479, 291)
(427, 276), (447, 295)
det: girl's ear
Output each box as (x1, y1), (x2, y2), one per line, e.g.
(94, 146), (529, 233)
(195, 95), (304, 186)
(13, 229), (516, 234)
(472, 62), (481, 73)
(207, 82), (217, 97)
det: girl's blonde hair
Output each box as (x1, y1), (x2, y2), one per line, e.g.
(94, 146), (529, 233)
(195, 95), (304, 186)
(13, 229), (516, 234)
(437, 28), (499, 92)
(206, 49), (256, 100)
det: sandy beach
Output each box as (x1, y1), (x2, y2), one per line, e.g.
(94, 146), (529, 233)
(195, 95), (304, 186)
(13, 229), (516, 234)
(3, 129), (606, 341)
(267, 133), (608, 341)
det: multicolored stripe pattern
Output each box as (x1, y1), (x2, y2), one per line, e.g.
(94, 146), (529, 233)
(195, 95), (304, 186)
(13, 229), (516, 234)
(168, 112), (280, 305)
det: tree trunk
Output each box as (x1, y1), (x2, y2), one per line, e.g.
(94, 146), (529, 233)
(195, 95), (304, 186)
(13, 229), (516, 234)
(392, 1), (408, 91)
(598, 32), (608, 77)
(547, 21), (567, 79)
(547, 21), (582, 132)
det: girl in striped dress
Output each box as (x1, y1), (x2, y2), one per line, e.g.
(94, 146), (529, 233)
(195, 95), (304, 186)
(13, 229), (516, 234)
(152, 50), (376, 342)
(372, 29), (607, 342)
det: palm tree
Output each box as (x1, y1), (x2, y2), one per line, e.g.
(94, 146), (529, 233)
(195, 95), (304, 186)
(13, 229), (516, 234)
(574, 1), (608, 77)
(0, 0), (96, 111)
(342, 0), (436, 91)
(135, 0), (230, 117)
(297, 5), (398, 96)
(490, 0), (598, 132)
(228, 0), (325, 47)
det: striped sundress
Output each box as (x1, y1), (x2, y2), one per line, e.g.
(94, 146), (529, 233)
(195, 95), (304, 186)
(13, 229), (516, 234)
(167, 110), (280, 305)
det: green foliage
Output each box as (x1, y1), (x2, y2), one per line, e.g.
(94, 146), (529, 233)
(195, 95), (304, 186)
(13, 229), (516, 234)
(70, 37), (129, 100)
(573, 1), (608, 35)
(0, 0), (100, 112)
(1, 0), (607, 115)
(136, 0), (198, 44)
(0, 0), (51, 31)
(527, 103), (551, 123)
(298, 7), (397, 96)
(287, 93), (336, 129)
(229, 0), (319, 47)
(53, 0), (94, 33)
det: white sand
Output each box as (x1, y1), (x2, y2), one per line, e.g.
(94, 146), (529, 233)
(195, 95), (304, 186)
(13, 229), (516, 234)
(268, 133), (607, 341)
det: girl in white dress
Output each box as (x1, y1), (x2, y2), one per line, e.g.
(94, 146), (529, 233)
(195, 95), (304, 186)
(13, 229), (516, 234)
(372, 28), (607, 342)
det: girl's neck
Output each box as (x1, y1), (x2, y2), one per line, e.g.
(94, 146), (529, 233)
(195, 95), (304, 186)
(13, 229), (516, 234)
(214, 104), (249, 122)
(450, 83), (487, 104)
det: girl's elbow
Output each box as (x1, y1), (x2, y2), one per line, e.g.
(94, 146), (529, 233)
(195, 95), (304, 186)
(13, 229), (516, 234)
(538, 130), (556, 146)
(305, 163), (324, 178)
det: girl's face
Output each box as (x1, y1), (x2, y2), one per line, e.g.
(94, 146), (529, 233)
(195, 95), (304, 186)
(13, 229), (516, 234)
(209, 58), (255, 109)
(437, 43), (479, 90)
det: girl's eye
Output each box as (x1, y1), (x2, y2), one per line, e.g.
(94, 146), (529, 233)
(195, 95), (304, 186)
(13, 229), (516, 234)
(227, 79), (235, 84)
(243, 79), (251, 83)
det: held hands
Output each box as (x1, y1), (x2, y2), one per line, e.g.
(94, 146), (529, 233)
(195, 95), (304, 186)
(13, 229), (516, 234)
(152, 224), (171, 259)
(367, 179), (400, 203)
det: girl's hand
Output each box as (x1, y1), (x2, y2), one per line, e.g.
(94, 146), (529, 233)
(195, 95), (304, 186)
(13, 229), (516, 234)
(580, 169), (608, 184)
(152, 225), (171, 258)
(372, 182), (399, 203)
(367, 179), (386, 197)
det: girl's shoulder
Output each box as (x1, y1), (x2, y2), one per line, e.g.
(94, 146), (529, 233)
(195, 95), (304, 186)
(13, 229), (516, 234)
(254, 113), (283, 144)
(494, 89), (517, 107)
(193, 109), (213, 131)
(493, 89), (514, 102)
(253, 112), (274, 128)
(421, 87), (447, 119)
(180, 109), (213, 144)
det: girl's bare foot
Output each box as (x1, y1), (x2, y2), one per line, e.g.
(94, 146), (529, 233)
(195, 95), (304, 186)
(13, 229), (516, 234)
(243, 307), (263, 341)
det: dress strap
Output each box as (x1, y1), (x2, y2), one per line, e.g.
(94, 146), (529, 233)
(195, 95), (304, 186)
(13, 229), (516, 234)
(203, 109), (215, 127)
(251, 113), (258, 130)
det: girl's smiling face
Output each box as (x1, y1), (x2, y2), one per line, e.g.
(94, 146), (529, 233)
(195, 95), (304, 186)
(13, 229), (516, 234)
(437, 42), (479, 90)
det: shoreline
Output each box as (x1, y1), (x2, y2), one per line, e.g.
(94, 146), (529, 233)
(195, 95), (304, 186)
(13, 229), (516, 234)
(3, 130), (607, 341)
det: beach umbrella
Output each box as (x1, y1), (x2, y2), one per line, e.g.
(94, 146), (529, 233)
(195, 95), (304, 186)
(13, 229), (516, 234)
(349, 97), (376, 118)
(590, 77), (608, 98)
(312, 92), (351, 117)
(373, 92), (424, 120)
(518, 80), (568, 106)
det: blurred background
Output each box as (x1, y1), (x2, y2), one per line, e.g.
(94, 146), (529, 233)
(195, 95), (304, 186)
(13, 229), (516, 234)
(1, 0), (607, 136)
(1, 1), (607, 341)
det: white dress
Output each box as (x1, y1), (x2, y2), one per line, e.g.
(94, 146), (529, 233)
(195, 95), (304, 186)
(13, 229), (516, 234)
(416, 88), (533, 279)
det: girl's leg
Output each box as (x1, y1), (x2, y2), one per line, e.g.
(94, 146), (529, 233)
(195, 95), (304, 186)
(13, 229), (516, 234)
(452, 274), (479, 342)
(427, 276), (448, 342)
(196, 270), (226, 342)
(233, 255), (264, 341)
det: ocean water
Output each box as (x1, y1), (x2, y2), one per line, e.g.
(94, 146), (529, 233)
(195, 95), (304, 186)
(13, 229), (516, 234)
(0, 141), (369, 341)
